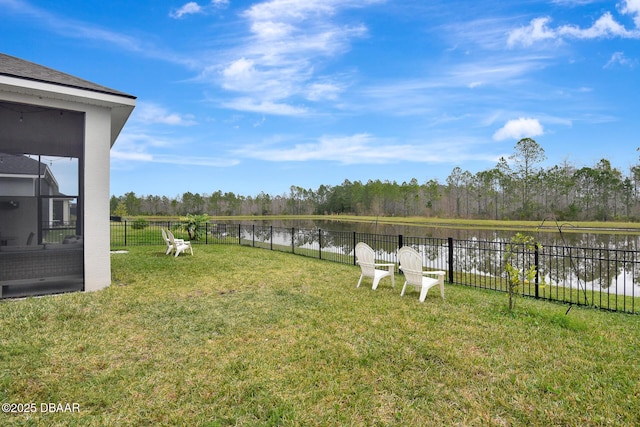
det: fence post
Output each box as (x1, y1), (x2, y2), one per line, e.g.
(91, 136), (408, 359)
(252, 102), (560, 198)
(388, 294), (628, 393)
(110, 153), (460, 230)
(252, 224), (255, 247)
(319, 229), (322, 260)
(353, 231), (357, 265)
(270, 226), (273, 251)
(292, 228), (295, 254)
(398, 234), (403, 249)
(238, 224), (241, 245)
(448, 237), (454, 284)
(124, 220), (127, 246)
(534, 245), (540, 299)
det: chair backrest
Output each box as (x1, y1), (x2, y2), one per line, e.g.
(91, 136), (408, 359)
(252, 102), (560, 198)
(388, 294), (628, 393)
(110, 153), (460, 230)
(398, 246), (424, 286)
(355, 242), (377, 276)
(161, 228), (169, 243)
(166, 229), (178, 248)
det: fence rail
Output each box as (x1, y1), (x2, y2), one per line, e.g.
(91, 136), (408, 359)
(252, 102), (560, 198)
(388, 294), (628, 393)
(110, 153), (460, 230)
(111, 220), (639, 314)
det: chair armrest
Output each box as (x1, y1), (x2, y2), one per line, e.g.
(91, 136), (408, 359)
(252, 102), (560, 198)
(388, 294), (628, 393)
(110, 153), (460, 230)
(422, 270), (446, 277)
(376, 263), (395, 272)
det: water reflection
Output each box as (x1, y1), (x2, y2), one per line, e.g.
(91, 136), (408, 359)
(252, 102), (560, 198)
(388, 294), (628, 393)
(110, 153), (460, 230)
(223, 218), (640, 249)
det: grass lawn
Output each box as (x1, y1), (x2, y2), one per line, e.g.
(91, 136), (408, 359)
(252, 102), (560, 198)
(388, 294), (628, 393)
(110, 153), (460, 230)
(1, 245), (639, 426)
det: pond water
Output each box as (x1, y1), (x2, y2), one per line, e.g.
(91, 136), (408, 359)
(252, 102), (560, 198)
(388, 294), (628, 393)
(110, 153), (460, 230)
(220, 218), (640, 250)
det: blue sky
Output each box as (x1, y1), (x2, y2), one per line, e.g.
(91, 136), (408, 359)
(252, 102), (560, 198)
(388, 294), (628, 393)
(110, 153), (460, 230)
(2, 0), (639, 198)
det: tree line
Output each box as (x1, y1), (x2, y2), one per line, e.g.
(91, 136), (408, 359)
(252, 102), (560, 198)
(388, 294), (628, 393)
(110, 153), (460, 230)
(111, 139), (640, 222)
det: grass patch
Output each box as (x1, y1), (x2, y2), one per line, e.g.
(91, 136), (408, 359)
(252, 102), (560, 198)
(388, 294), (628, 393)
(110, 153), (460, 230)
(1, 245), (639, 426)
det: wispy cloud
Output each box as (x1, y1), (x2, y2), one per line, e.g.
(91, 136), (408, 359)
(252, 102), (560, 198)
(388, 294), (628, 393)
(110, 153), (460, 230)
(604, 51), (637, 68)
(0, 0), (143, 51)
(221, 98), (308, 116)
(169, 0), (229, 19)
(133, 102), (198, 126)
(111, 150), (238, 167)
(112, 131), (238, 167)
(204, 0), (384, 115)
(0, 0), (199, 68)
(231, 133), (500, 164)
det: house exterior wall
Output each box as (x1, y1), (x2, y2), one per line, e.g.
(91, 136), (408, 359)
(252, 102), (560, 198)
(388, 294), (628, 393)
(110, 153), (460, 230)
(0, 177), (34, 196)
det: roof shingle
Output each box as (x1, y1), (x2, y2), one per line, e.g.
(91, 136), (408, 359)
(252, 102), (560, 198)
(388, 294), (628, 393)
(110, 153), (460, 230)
(0, 153), (46, 175)
(0, 53), (135, 100)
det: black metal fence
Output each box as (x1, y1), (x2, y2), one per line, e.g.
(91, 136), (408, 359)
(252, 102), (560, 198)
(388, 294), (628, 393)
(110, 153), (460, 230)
(111, 220), (639, 314)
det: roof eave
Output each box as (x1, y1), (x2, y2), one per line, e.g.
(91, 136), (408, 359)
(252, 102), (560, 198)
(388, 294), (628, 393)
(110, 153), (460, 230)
(0, 75), (136, 145)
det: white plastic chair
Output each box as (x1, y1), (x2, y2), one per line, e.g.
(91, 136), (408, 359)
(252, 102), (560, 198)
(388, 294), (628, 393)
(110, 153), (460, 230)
(355, 242), (395, 290)
(166, 229), (193, 257)
(398, 246), (445, 302)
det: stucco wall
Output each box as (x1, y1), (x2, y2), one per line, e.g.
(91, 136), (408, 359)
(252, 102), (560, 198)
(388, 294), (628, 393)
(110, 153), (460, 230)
(83, 106), (111, 292)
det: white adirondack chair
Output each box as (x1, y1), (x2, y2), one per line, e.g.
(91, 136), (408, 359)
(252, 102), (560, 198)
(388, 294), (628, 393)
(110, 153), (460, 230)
(398, 246), (445, 302)
(167, 229), (193, 257)
(161, 229), (174, 255)
(161, 228), (189, 255)
(355, 242), (395, 290)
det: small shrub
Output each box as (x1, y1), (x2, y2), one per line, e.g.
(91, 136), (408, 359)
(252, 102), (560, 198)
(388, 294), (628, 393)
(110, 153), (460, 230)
(504, 232), (546, 312)
(132, 217), (149, 230)
(179, 213), (209, 240)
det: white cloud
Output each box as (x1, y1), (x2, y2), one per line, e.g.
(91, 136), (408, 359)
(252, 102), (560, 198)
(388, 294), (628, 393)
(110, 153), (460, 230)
(493, 118), (544, 141)
(222, 58), (257, 88)
(557, 12), (634, 38)
(507, 17), (558, 47)
(170, 2), (203, 19)
(620, 0), (640, 27)
(169, 0), (229, 19)
(507, 2), (640, 48)
(133, 102), (197, 126)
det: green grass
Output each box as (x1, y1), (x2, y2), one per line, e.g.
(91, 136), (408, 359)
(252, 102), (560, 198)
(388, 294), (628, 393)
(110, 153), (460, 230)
(1, 245), (639, 426)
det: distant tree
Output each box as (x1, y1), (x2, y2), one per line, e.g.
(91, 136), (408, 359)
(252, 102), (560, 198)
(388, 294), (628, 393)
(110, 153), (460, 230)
(593, 159), (623, 221)
(446, 167), (465, 218)
(124, 192), (141, 216)
(113, 201), (128, 218)
(110, 195), (119, 214)
(509, 138), (546, 219)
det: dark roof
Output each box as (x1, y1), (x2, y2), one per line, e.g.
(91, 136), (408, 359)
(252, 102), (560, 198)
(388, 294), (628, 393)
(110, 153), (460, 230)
(0, 153), (46, 175)
(0, 53), (136, 100)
